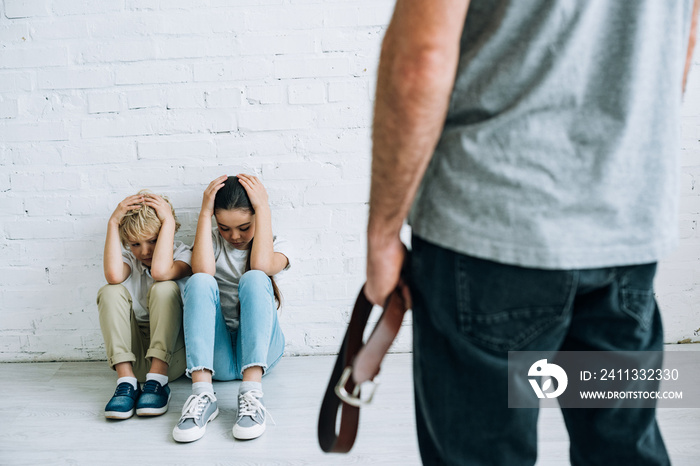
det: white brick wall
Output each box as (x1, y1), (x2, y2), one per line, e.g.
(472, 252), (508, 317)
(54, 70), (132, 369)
(0, 1), (699, 363)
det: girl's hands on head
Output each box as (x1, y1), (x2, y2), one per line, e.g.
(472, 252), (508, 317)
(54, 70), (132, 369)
(143, 194), (174, 224)
(109, 194), (144, 225)
(193, 176), (227, 276)
(237, 173), (269, 211)
(202, 175), (228, 216)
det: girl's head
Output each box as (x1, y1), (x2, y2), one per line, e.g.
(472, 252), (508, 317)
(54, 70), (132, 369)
(214, 176), (255, 250)
(213, 175), (283, 309)
(119, 190), (180, 265)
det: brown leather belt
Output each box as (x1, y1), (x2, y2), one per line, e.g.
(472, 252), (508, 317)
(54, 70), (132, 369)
(318, 257), (410, 453)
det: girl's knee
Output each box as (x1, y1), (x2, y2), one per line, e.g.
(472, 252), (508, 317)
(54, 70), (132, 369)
(238, 271), (275, 319)
(239, 270), (271, 291)
(183, 273), (219, 320)
(184, 273), (217, 293)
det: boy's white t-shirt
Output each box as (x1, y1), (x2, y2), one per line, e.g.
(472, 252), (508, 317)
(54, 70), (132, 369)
(211, 228), (291, 332)
(121, 241), (192, 322)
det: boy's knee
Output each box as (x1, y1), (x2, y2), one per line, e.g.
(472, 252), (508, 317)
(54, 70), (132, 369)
(148, 282), (183, 318)
(149, 280), (180, 299)
(97, 284), (130, 305)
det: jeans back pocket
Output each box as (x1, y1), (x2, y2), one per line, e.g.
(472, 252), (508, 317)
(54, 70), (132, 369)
(617, 263), (657, 331)
(456, 256), (576, 352)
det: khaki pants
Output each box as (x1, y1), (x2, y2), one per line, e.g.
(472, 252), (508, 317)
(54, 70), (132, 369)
(97, 281), (186, 382)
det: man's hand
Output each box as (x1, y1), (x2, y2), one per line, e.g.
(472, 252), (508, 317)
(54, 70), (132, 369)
(365, 235), (410, 308)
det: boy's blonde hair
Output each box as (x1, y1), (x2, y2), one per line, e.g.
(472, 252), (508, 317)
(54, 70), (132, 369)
(118, 190), (181, 246)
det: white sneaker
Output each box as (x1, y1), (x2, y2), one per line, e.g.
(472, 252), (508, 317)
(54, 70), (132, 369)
(172, 392), (219, 443)
(232, 389), (272, 440)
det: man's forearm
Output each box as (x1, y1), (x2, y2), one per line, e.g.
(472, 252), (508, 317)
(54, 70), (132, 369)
(369, 47), (454, 240)
(368, 0), (469, 242)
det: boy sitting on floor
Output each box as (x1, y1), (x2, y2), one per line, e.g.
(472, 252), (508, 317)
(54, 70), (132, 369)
(97, 190), (192, 419)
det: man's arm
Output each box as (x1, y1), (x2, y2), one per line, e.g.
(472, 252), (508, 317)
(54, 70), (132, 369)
(366, 0), (471, 305)
(684, 0), (699, 93)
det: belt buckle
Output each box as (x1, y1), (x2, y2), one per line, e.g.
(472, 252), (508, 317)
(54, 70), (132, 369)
(335, 366), (379, 408)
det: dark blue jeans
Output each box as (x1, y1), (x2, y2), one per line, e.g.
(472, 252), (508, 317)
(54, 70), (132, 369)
(410, 235), (669, 466)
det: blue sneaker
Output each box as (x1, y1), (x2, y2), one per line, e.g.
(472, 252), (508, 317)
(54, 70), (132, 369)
(105, 382), (141, 420)
(136, 380), (171, 417)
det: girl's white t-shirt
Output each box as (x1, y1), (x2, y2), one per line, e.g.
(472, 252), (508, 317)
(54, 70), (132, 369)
(121, 240), (192, 322)
(211, 228), (291, 332)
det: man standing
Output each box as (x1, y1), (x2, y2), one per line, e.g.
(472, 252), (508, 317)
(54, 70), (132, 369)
(365, 1), (698, 465)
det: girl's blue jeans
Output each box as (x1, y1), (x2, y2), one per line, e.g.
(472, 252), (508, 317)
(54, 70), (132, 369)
(410, 235), (669, 466)
(182, 271), (285, 380)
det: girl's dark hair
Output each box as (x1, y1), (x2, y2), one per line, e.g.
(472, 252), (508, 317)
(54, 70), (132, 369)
(214, 176), (254, 213)
(214, 176), (282, 309)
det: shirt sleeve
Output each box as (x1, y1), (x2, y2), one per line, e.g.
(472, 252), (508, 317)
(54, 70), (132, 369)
(272, 235), (292, 276)
(121, 247), (132, 266)
(173, 241), (193, 265)
(120, 247), (137, 282)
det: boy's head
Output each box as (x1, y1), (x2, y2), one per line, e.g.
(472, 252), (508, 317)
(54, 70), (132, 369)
(118, 190), (181, 248)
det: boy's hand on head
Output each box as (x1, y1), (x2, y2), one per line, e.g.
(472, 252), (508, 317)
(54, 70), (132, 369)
(143, 194), (174, 224)
(109, 194), (144, 225)
(237, 173), (269, 210)
(202, 175), (228, 215)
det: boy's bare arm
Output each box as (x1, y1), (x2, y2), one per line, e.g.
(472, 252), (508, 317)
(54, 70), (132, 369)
(104, 195), (141, 284)
(146, 194), (192, 281)
(150, 219), (192, 281)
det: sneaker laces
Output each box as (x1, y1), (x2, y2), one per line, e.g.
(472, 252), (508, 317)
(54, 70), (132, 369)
(238, 390), (275, 425)
(142, 380), (162, 393)
(114, 383), (135, 397)
(180, 393), (213, 421)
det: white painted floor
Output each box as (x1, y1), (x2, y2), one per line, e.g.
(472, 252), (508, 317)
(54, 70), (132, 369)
(1, 353), (698, 465)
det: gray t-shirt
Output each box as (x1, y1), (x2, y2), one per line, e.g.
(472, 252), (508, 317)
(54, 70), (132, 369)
(211, 229), (291, 331)
(410, 0), (694, 269)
